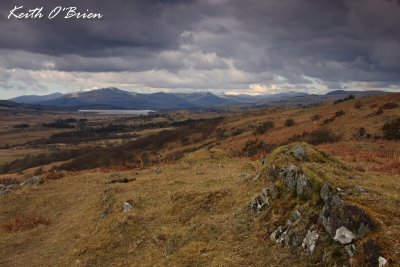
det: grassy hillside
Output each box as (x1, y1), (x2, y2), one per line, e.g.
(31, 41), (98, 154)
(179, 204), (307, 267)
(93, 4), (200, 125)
(0, 93), (399, 266)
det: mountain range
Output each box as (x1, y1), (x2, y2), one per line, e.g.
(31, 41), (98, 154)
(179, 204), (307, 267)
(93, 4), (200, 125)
(7, 88), (387, 110)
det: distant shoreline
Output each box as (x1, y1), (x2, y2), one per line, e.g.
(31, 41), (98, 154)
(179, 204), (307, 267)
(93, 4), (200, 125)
(78, 109), (155, 115)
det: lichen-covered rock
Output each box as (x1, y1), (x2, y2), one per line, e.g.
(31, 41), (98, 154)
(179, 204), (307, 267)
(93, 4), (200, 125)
(293, 145), (307, 161)
(301, 230), (319, 254)
(319, 194), (376, 241)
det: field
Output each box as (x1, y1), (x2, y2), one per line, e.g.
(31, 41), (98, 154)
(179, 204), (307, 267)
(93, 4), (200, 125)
(0, 93), (399, 266)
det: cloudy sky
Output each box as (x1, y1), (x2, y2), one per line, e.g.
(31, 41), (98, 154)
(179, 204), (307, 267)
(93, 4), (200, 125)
(1, 0), (400, 98)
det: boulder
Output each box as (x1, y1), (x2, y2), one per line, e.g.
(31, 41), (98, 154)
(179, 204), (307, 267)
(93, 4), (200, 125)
(319, 194), (376, 241)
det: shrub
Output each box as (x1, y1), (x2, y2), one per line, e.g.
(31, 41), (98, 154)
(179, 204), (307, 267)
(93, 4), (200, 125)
(381, 102), (399, 110)
(382, 118), (400, 140)
(2, 214), (50, 232)
(310, 115), (322, 121)
(284, 118), (295, 127)
(253, 121), (274, 135)
(242, 139), (274, 157)
(305, 128), (340, 145)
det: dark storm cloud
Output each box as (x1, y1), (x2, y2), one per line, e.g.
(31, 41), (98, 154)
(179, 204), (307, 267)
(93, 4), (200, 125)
(0, 0), (400, 91)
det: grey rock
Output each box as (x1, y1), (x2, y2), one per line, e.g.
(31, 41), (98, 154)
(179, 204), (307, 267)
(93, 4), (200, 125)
(345, 244), (357, 257)
(378, 256), (387, 267)
(301, 230), (319, 254)
(250, 188), (270, 212)
(284, 164), (298, 191)
(296, 173), (312, 200)
(319, 194), (376, 241)
(123, 202), (133, 212)
(293, 145), (307, 161)
(287, 209), (301, 226)
(21, 176), (44, 186)
(334, 226), (355, 244)
(270, 226), (284, 242)
(320, 183), (334, 202)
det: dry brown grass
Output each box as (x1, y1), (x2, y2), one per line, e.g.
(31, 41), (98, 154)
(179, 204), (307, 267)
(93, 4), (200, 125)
(318, 141), (400, 175)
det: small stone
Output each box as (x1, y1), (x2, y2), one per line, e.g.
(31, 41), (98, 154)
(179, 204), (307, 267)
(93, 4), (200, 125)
(334, 226), (355, 244)
(123, 202), (133, 212)
(378, 256), (387, 267)
(293, 145), (307, 161)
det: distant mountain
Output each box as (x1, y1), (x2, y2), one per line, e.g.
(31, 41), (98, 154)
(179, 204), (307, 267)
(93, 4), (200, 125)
(9, 93), (63, 104)
(8, 88), (389, 110)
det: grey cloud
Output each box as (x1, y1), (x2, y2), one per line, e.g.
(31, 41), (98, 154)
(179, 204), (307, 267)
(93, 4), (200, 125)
(0, 0), (399, 95)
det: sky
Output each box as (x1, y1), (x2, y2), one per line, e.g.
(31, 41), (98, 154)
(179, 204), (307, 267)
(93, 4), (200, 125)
(1, 0), (400, 98)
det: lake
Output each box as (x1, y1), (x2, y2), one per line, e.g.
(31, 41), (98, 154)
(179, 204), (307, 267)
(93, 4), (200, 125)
(78, 109), (155, 115)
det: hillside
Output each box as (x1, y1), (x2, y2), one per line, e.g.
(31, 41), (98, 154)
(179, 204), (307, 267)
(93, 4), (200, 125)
(0, 93), (399, 266)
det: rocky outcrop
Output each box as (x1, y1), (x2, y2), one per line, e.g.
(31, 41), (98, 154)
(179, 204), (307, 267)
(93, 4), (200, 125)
(249, 143), (382, 266)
